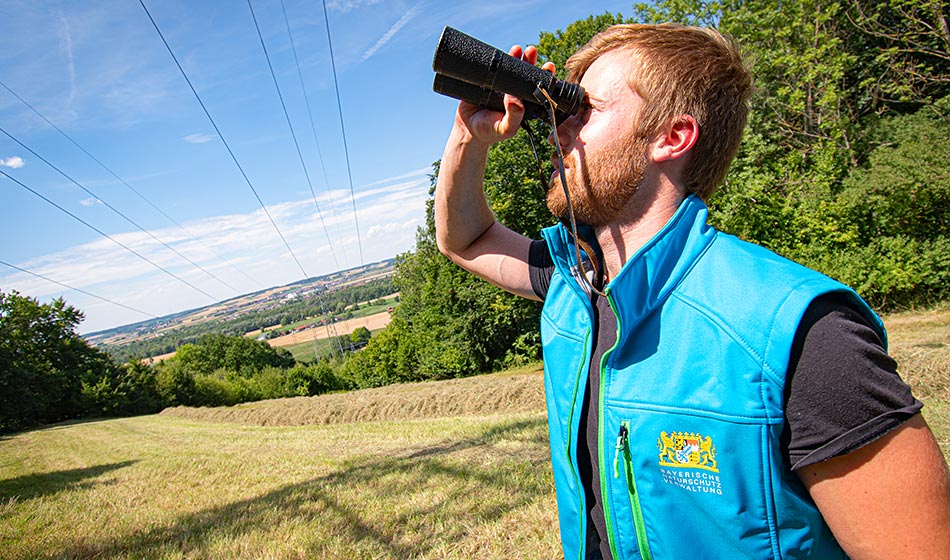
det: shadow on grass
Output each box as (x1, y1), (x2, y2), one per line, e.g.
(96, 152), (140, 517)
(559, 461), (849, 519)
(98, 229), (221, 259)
(0, 416), (121, 442)
(0, 460), (138, 502)
(56, 418), (552, 559)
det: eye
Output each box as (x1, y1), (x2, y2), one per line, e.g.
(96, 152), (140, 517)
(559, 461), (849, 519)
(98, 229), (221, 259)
(580, 93), (593, 114)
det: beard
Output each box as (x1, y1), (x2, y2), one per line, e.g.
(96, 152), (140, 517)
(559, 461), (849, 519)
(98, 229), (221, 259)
(546, 135), (649, 227)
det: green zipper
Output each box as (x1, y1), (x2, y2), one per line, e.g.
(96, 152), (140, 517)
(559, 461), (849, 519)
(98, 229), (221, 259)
(613, 421), (653, 560)
(601, 293), (653, 560)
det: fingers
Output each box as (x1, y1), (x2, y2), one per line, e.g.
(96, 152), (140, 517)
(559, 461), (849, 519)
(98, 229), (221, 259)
(508, 44), (557, 76)
(507, 44), (539, 64)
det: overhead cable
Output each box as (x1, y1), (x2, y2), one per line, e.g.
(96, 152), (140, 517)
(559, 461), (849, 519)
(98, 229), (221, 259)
(139, 0), (312, 282)
(0, 168), (219, 301)
(0, 259), (159, 320)
(278, 0), (348, 270)
(0, 78), (262, 292)
(320, 0), (365, 265)
(246, 0), (340, 272)
(0, 125), (237, 299)
(249, 0), (344, 354)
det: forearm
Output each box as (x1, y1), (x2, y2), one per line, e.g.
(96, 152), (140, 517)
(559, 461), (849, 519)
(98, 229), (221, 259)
(434, 123), (498, 260)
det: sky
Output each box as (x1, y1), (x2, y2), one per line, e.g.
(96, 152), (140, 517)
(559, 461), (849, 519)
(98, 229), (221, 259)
(0, 0), (633, 334)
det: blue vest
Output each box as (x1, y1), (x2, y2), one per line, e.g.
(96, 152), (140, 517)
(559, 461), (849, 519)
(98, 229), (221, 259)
(539, 196), (885, 559)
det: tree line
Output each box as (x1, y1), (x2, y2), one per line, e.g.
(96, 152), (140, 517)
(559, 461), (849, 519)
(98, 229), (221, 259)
(3, 0), (948, 432)
(0, 290), (382, 433)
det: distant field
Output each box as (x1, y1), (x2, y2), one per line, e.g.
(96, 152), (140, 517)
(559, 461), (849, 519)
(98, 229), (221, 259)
(147, 308), (393, 364)
(267, 310), (392, 348)
(2, 309), (947, 559)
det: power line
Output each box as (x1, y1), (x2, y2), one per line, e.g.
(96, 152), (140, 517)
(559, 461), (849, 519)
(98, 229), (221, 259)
(278, 0), (349, 270)
(0, 259), (160, 319)
(246, 0), (340, 272)
(0, 125), (237, 299)
(247, 0), (346, 355)
(138, 0), (312, 283)
(0, 168), (219, 301)
(320, 0), (365, 266)
(0, 78), (263, 292)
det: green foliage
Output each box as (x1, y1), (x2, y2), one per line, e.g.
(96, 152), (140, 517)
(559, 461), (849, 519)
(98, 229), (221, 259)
(838, 100), (950, 241)
(81, 359), (163, 417)
(165, 333), (295, 379)
(0, 290), (119, 432)
(286, 362), (345, 396)
(350, 327), (372, 344)
(804, 236), (950, 309)
(844, 0), (950, 112)
(154, 360), (197, 407)
(149, 334), (312, 407)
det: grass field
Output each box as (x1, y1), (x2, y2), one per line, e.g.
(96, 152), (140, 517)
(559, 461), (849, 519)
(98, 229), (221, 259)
(1, 308), (947, 559)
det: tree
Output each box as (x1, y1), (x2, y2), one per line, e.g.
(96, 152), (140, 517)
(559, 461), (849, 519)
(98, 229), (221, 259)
(81, 358), (163, 417)
(164, 333), (295, 378)
(350, 327), (371, 344)
(0, 290), (116, 433)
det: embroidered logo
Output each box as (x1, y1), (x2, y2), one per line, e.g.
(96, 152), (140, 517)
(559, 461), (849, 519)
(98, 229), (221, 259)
(657, 431), (719, 473)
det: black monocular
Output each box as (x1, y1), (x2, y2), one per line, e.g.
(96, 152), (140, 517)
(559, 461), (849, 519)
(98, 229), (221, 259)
(432, 26), (586, 125)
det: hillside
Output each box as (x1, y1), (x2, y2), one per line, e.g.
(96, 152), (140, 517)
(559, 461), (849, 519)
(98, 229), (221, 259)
(161, 364), (545, 426)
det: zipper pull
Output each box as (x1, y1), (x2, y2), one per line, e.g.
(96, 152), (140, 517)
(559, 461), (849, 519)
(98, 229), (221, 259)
(613, 422), (629, 479)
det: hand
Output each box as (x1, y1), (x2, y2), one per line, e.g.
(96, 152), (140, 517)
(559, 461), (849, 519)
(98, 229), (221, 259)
(454, 45), (557, 146)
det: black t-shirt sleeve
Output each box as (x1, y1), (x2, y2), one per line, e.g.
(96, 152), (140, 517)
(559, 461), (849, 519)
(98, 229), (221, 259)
(782, 293), (922, 471)
(529, 239), (555, 301)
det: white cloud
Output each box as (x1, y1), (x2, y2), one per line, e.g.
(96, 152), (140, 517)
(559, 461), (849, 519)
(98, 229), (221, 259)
(1, 166), (431, 334)
(57, 11), (77, 105)
(361, 1), (424, 61)
(79, 197), (102, 207)
(326, 0), (385, 15)
(183, 133), (216, 144)
(367, 218), (420, 237)
(0, 156), (25, 168)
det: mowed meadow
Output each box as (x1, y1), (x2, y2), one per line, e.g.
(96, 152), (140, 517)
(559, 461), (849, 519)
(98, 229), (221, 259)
(2, 308), (948, 560)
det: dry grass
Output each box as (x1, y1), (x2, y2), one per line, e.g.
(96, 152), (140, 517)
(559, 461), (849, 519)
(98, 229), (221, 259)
(161, 364), (546, 427)
(883, 305), (950, 460)
(0, 413), (558, 560)
(267, 311), (394, 347)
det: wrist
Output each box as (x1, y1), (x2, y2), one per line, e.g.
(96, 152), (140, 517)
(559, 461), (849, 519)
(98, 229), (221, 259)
(448, 121), (493, 154)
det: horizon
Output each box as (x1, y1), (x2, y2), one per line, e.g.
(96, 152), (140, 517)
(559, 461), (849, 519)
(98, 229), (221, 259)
(82, 255), (397, 339)
(0, 0), (632, 334)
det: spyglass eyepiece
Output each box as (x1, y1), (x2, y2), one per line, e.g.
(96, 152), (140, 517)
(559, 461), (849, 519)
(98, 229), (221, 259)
(432, 26), (585, 124)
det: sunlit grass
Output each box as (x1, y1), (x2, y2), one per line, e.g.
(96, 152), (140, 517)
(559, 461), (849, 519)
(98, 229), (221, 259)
(0, 413), (558, 559)
(885, 304), (950, 461)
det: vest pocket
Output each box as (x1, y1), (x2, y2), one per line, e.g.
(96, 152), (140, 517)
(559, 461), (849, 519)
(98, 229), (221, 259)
(606, 409), (778, 560)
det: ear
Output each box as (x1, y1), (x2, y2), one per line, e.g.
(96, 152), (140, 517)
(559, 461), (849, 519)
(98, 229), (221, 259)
(650, 115), (698, 163)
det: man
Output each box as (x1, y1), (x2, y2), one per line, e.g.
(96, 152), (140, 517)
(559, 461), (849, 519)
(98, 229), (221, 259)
(435, 23), (950, 559)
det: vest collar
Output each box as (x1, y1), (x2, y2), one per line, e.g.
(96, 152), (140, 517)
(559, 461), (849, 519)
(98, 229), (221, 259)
(543, 195), (716, 322)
